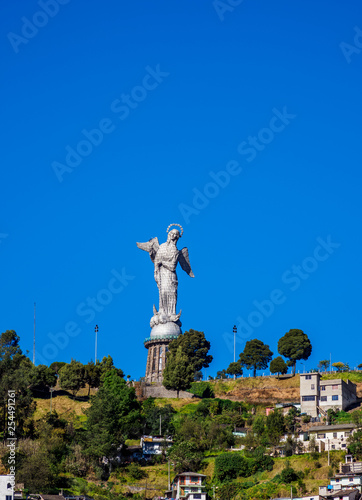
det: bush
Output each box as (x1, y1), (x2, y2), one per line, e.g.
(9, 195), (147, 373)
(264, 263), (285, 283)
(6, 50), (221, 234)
(280, 466), (299, 483)
(188, 381), (215, 398)
(127, 463), (147, 480)
(302, 415), (311, 423)
(215, 453), (250, 481)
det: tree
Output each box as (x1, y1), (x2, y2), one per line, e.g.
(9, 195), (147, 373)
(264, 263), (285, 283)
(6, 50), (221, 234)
(226, 361), (243, 378)
(163, 346), (194, 397)
(30, 364), (57, 392)
(239, 339), (273, 377)
(98, 355), (124, 381)
(167, 329), (213, 373)
(332, 361), (349, 372)
(277, 329), (312, 376)
(270, 357), (288, 379)
(266, 410), (285, 448)
(318, 360), (330, 372)
(194, 370), (203, 381)
(215, 452), (250, 481)
(85, 370), (141, 460)
(167, 441), (203, 474)
(84, 361), (101, 396)
(216, 369), (228, 379)
(358, 363), (362, 370)
(58, 360), (86, 397)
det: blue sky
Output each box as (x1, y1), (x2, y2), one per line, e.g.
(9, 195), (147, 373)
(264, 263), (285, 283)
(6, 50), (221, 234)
(1, 0), (361, 379)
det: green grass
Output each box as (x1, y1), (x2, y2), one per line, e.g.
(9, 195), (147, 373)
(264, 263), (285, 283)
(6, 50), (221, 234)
(321, 371), (362, 383)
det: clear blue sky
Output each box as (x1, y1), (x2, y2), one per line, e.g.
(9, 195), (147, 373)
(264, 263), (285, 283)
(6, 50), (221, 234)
(1, 0), (361, 379)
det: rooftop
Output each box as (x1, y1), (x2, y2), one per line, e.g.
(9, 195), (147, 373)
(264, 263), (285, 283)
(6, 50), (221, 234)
(310, 423), (356, 432)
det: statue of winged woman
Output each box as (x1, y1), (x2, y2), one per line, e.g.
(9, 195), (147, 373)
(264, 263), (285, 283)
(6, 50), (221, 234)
(137, 224), (194, 328)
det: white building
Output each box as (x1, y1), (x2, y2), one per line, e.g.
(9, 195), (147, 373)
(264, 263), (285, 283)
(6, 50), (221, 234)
(0, 475), (14, 500)
(309, 423), (356, 452)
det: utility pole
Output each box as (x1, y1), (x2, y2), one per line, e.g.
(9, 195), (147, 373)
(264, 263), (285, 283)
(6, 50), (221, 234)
(233, 325), (237, 380)
(328, 438), (330, 466)
(95, 325), (99, 363)
(159, 414), (162, 435)
(33, 302), (36, 365)
(168, 460), (170, 490)
(330, 352), (332, 373)
(50, 387), (55, 413)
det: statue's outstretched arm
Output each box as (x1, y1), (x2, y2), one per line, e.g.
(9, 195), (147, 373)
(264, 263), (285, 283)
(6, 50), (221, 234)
(178, 247), (195, 277)
(136, 237), (159, 262)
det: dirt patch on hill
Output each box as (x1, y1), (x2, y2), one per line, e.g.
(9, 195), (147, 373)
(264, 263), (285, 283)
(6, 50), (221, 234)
(216, 385), (300, 404)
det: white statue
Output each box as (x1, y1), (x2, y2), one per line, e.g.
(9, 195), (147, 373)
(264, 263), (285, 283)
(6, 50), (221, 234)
(137, 224), (194, 328)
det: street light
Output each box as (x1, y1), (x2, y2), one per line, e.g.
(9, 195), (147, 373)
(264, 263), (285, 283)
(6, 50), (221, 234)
(233, 325), (237, 380)
(95, 325), (99, 363)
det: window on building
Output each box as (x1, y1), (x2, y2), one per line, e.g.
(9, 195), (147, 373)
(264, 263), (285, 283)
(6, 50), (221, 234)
(342, 444), (346, 448)
(311, 384), (315, 390)
(305, 375), (312, 380)
(317, 433), (326, 439)
(194, 495), (202, 500)
(320, 396), (327, 402)
(321, 385), (326, 391)
(332, 395), (339, 401)
(302, 395), (315, 401)
(6, 496), (12, 500)
(332, 445), (335, 449)
(333, 432), (337, 438)
(332, 384), (339, 390)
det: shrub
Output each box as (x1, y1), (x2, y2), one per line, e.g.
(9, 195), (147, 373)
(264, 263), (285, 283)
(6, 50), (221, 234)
(214, 453), (250, 481)
(280, 466), (299, 483)
(188, 381), (215, 398)
(127, 463), (147, 480)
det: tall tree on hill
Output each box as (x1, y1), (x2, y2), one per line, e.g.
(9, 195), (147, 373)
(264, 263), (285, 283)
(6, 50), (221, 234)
(162, 346), (194, 397)
(167, 329), (213, 374)
(277, 329), (312, 376)
(226, 361), (243, 378)
(239, 339), (273, 377)
(270, 356), (288, 379)
(318, 359), (330, 372)
(58, 359), (86, 397)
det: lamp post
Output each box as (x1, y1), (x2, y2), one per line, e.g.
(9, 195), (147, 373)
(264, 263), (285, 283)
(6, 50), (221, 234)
(233, 325), (237, 380)
(95, 325), (99, 363)
(49, 387), (55, 413)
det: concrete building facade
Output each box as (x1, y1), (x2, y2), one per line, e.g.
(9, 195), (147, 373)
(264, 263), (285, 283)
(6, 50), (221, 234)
(300, 373), (357, 417)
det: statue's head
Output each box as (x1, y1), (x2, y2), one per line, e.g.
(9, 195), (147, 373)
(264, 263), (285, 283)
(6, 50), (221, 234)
(166, 223), (183, 243)
(167, 229), (181, 242)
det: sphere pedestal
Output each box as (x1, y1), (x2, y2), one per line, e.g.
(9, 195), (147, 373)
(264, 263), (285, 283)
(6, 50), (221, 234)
(144, 322), (181, 383)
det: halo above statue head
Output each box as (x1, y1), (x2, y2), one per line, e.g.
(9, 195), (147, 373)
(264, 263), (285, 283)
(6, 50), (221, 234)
(166, 223), (183, 237)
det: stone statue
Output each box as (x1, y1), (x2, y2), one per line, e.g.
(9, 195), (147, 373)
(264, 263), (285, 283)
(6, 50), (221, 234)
(137, 224), (194, 335)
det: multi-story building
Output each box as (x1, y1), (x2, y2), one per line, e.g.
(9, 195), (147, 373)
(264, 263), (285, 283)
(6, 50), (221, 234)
(0, 475), (14, 500)
(319, 455), (362, 499)
(165, 472), (207, 500)
(300, 373), (357, 417)
(309, 423), (356, 452)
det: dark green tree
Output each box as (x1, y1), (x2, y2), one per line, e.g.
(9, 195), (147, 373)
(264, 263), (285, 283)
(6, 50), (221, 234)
(84, 361), (101, 396)
(0, 331), (36, 437)
(84, 370), (141, 460)
(270, 356), (288, 379)
(215, 452), (250, 481)
(49, 361), (66, 375)
(194, 370), (203, 381)
(216, 369), (228, 379)
(167, 441), (203, 474)
(58, 359), (86, 397)
(266, 409), (285, 449)
(99, 355), (124, 381)
(163, 346), (194, 397)
(167, 329), (212, 373)
(30, 364), (57, 392)
(142, 399), (175, 436)
(226, 361), (243, 378)
(239, 339), (273, 377)
(277, 329), (312, 375)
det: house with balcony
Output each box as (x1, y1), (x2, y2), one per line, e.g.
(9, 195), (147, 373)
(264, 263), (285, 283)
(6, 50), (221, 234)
(309, 423), (356, 452)
(165, 472), (207, 500)
(319, 455), (362, 499)
(300, 373), (357, 418)
(141, 435), (173, 459)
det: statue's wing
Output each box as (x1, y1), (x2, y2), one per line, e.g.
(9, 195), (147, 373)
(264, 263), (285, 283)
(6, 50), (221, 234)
(136, 237), (159, 262)
(179, 247), (195, 277)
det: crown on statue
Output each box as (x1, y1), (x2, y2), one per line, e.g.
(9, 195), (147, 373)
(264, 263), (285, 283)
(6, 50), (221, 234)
(166, 223), (183, 237)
